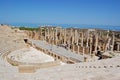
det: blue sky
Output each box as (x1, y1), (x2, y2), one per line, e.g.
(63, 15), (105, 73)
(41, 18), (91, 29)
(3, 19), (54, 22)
(0, 0), (120, 26)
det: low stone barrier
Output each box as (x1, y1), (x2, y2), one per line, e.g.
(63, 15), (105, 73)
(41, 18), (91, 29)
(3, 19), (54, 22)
(6, 56), (22, 66)
(6, 56), (60, 67)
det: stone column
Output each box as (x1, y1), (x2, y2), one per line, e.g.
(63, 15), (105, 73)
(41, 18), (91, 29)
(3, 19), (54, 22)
(107, 30), (109, 38)
(111, 33), (115, 51)
(75, 30), (78, 45)
(81, 32), (84, 47)
(95, 33), (98, 52)
(69, 28), (72, 48)
(52, 28), (54, 44)
(86, 30), (89, 47)
(40, 28), (43, 41)
(90, 37), (93, 55)
(90, 43), (92, 55)
(47, 28), (50, 42)
(67, 29), (71, 49)
(64, 29), (66, 44)
(49, 28), (52, 44)
(68, 28), (72, 50)
(105, 38), (111, 51)
(48, 28), (50, 43)
(72, 30), (74, 45)
(59, 29), (61, 44)
(55, 28), (58, 45)
(44, 27), (46, 41)
(75, 30), (79, 54)
(72, 30), (75, 52)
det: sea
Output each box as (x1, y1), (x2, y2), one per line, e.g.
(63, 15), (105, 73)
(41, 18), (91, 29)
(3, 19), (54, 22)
(9, 23), (120, 31)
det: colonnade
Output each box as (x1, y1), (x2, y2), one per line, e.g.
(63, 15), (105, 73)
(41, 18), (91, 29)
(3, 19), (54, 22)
(29, 27), (119, 56)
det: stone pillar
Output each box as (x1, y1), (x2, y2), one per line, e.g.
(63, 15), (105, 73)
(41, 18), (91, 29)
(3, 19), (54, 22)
(68, 28), (72, 50)
(105, 38), (111, 51)
(90, 37), (93, 55)
(40, 28), (43, 41)
(75, 30), (78, 45)
(71, 30), (74, 52)
(64, 29), (66, 44)
(86, 30), (89, 47)
(95, 33), (98, 52)
(107, 30), (109, 38)
(90, 43), (92, 55)
(44, 27), (46, 41)
(47, 28), (50, 42)
(59, 29), (62, 44)
(55, 28), (58, 45)
(49, 28), (52, 44)
(52, 28), (54, 44)
(48, 28), (50, 43)
(70, 28), (73, 43)
(111, 33), (115, 51)
(81, 32), (84, 47)
(68, 33), (71, 49)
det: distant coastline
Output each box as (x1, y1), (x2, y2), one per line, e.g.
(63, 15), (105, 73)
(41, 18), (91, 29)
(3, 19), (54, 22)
(4, 23), (120, 31)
